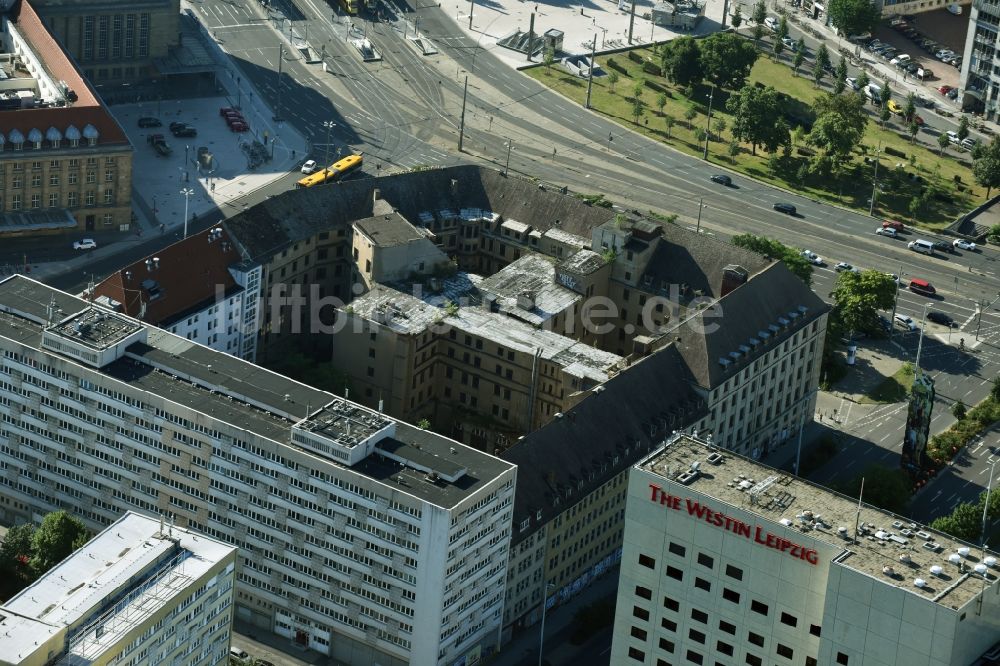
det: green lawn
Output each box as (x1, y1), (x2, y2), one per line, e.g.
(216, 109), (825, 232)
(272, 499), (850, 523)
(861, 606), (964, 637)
(861, 364), (916, 404)
(528, 47), (983, 227)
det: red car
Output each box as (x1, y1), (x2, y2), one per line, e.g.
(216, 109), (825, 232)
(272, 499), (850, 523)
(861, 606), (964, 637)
(882, 220), (905, 231)
(229, 121), (249, 132)
(937, 85), (953, 95)
(219, 106), (239, 116)
(224, 113), (244, 126)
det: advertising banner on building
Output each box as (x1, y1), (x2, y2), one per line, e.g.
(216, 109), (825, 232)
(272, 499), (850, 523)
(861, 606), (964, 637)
(901, 373), (935, 470)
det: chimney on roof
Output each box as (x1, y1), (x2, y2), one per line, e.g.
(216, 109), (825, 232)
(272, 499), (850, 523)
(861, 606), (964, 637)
(720, 265), (748, 297)
(373, 188), (381, 203)
(450, 179), (458, 196)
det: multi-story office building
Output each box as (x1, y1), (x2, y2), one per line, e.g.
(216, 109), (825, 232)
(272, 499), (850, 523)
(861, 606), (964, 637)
(0, 274), (516, 666)
(611, 433), (1000, 666)
(91, 227), (258, 358)
(961, 0), (998, 118)
(0, 0), (133, 238)
(29, 0), (180, 85)
(0, 510), (236, 666)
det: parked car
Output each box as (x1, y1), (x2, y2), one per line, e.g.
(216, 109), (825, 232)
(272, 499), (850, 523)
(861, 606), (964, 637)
(710, 174), (732, 186)
(917, 68), (933, 80)
(764, 16), (779, 31)
(229, 121), (249, 132)
(888, 100), (903, 114)
(936, 49), (956, 60)
(947, 88), (959, 100)
(801, 250), (824, 265)
(72, 238), (97, 250)
(894, 314), (917, 331)
(773, 202), (796, 215)
(137, 117), (161, 128)
(219, 106), (239, 116)
(172, 126), (197, 137)
(927, 311), (954, 326)
(961, 137), (978, 150)
(168, 121), (188, 132)
(953, 238), (977, 250)
(876, 226), (898, 237)
(301, 159), (318, 174)
(781, 36), (796, 49)
(846, 77), (859, 90)
(946, 130), (961, 143)
(938, 85), (953, 95)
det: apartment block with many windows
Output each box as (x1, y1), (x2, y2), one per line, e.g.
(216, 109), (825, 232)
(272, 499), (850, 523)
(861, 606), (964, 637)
(0, 274), (516, 666)
(612, 433), (1000, 666)
(0, 0), (132, 239)
(0, 510), (236, 666)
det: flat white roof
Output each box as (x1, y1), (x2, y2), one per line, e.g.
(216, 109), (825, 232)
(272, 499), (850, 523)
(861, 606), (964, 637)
(0, 512), (235, 664)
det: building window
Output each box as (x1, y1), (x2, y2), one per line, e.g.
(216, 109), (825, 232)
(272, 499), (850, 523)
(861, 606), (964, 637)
(750, 600), (768, 616)
(68, 172), (78, 185)
(780, 612), (798, 628)
(806, 658), (818, 666)
(836, 653), (849, 665)
(635, 585), (652, 600)
(690, 609), (707, 624)
(776, 644), (793, 660)
(97, 15), (109, 60)
(30, 194), (40, 209)
(725, 565), (743, 580)
(696, 553), (713, 568)
(748, 632), (764, 647)
(694, 577), (710, 591)
(67, 192), (78, 206)
(686, 649), (703, 665)
(11, 175), (21, 188)
(659, 638), (674, 653)
(30, 174), (41, 187)
(104, 189), (114, 204)
(745, 655), (762, 666)
(125, 14), (136, 57)
(809, 624), (821, 637)
(722, 588), (740, 604)
(661, 618), (676, 632)
(138, 13), (150, 57)
(87, 171), (96, 184)
(666, 566), (683, 581)
(628, 647), (645, 662)
(668, 542), (686, 557)
(663, 596), (679, 612)
(718, 620), (735, 635)
(638, 554), (656, 569)
(83, 16), (95, 60)
(717, 641), (733, 656)
(111, 14), (123, 59)
(105, 167), (115, 181)
(103, 213), (114, 226)
(630, 626), (647, 640)
(632, 606), (649, 621)
(688, 628), (705, 644)
(48, 193), (59, 207)
(85, 191), (96, 206)
(9, 194), (20, 210)
(49, 173), (59, 186)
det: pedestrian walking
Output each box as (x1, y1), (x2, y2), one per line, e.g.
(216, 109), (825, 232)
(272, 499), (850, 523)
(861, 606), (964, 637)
(211, 182), (216, 193)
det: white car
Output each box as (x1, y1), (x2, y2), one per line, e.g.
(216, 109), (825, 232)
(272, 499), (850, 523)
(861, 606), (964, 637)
(764, 16), (778, 31)
(834, 262), (856, 272)
(936, 49), (956, 60)
(947, 3), (962, 14)
(73, 239), (97, 250)
(946, 130), (961, 144)
(300, 159), (318, 174)
(894, 314), (917, 331)
(801, 250), (824, 265)
(875, 227), (897, 238)
(953, 239), (977, 251)
(845, 77), (859, 90)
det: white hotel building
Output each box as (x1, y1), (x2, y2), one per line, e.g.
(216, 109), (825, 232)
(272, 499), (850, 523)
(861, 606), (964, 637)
(612, 434), (1000, 666)
(0, 511), (237, 666)
(0, 275), (516, 666)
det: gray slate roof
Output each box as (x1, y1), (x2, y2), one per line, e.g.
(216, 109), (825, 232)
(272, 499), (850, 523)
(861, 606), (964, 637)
(503, 344), (706, 544)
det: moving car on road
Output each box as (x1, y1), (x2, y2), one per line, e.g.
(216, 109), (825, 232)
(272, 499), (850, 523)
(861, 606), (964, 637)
(773, 202), (796, 215)
(137, 117), (161, 128)
(882, 219), (905, 231)
(834, 262), (858, 272)
(894, 314), (917, 331)
(876, 226), (898, 237)
(710, 174), (732, 186)
(73, 238), (96, 250)
(301, 159), (318, 174)
(908, 278), (936, 296)
(801, 250), (824, 265)
(953, 239), (977, 251)
(927, 311), (954, 326)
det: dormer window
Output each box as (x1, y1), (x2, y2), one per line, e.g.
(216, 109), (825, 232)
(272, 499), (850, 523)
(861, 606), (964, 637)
(8, 128), (24, 151)
(28, 128), (42, 150)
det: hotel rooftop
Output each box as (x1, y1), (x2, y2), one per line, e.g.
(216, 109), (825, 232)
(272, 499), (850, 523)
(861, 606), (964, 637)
(642, 435), (1000, 611)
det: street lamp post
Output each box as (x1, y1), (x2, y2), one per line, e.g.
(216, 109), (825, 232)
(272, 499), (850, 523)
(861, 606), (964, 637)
(322, 120), (337, 165)
(869, 141), (883, 216)
(703, 86), (715, 160)
(504, 139), (513, 176)
(185, 144), (190, 181)
(696, 196), (705, 233)
(888, 263), (904, 341)
(537, 582), (554, 666)
(180, 187), (194, 240)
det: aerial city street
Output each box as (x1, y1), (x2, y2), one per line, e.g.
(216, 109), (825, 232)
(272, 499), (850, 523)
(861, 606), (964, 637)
(0, 0), (1000, 662)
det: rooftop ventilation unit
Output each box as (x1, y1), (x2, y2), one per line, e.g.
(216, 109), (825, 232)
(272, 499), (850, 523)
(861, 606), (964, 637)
(975, 563), (989, 575)
(929, 565), (944, 577)
(899, 554), (912, 564)
(882, 566), (895, 576)
(948, 553), (962, 565)
(986, 557), (998, 567)
(779, 518), (793, 527)
(957, 546), (971, 557)
(837, 526), (849, 538)
(914, 578), (927, 588)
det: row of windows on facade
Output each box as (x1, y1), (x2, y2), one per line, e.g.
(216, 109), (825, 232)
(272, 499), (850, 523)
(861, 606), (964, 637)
(0, 190), (116, 210)
(80, 13), (151, 61)
(84, 65), (151, 81)
(631, 547), (853, 666)
(4, 167), (116, 186)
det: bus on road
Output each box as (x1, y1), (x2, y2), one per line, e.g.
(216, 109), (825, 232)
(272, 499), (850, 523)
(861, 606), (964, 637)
(295, 154), (363, 188)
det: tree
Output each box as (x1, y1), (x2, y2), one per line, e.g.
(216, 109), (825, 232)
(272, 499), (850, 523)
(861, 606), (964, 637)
(880, 103), (891, 127)
(632, 80), (645, 102)
(881, 79), (892, 106)
(0, 523), (35, 590)
(727, 84), (790, 155)
(752, 24), (765, 50)
(973, 138), (1000, 197)
(812, 58), (826, 88)
(728, 141), (741, 161)
(684, 104), (698, 128)
(828, 0), (880, 38)
(656, 92), (668, 116)
(731, 5), (743, 28)
(989, 224), (1000, 243)
(417, 418), (431, 429)
(841, 465), (912, 514)
(952, 400), (967, 421)
(778, 15), (789, 41)
(807, 93), (868, 169)
(908, 196), (922, 220)
(992, 375), (1000, 402)
(730, 234), (813, 285)
(830, 269), (898, 337)
(631, 98), (646, 124)
(660, 36), (703, 88)
(772, 37), (785, 61)
(938, 132), (951, 154)
(816, 43), (831, 72)
(29, 511), (89, 576)
(752, 0), (766, 26)
(931, 501), (984, 542)
(714, 117), (727, 138)
(908, 121), (920, 144)
(607, 70), (619, 94)
(701, 32), (760, 89)
(904, 92), (917, 121)
(664, 113), (676, 137)
(856, 70), (869, 92)
(792, 44), (805, 76)
(834, 56), (848, 94)
(543, 49), (555, 70)
(958, 115), (971, 142)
